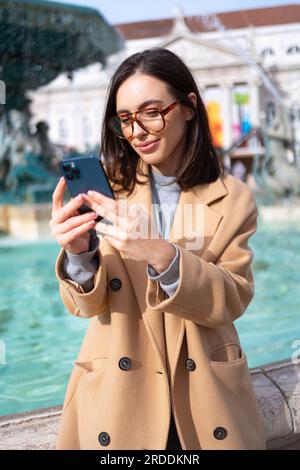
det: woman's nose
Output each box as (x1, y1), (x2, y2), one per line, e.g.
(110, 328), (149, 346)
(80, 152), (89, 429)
(131, 120), (148, 138)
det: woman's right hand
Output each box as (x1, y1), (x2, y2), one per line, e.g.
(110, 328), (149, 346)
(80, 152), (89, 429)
(50, 177), (99, 254)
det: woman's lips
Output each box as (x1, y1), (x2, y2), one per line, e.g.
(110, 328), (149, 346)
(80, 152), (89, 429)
(136, 139), (160, 152)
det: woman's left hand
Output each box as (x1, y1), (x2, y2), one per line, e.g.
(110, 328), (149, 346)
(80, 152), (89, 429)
(81, 191), (176, 274)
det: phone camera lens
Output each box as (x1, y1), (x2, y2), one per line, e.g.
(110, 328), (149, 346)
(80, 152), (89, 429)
(62, 161), (80, 180)
(62, 163), (71, 172)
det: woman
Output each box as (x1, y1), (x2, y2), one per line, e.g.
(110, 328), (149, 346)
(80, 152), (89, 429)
(51, 48), (266, 450)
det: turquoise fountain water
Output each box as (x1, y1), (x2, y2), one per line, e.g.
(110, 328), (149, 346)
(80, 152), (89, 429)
(0, 216), (299, 416)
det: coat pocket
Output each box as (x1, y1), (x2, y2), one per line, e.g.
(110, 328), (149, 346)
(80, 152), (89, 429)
(75, 357), (108, 408)
(74, 356), (108, 374)
(62, 358), (108, 416)
(209, 343), (250, 393)
(209, 343), (243, 363)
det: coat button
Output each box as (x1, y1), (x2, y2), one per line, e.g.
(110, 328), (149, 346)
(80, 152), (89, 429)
(98, 432), (110, 446)
(119, 357), (132, 371)
(110, 278), (122, 291)
(186, 358), (196, 371)
(213, 427), (228, 440)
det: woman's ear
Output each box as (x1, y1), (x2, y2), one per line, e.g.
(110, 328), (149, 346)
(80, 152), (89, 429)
(186, 92), (197, 121)
(188, 92), (197, 107)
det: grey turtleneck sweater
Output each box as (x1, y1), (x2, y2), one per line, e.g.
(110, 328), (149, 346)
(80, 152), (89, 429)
(62, 168), (181, 297)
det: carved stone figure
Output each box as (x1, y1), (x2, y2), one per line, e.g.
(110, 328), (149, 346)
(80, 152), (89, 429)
(0, 110), (58, 195)
(263, 106), (300, 196)
(32, 121), (61, 174)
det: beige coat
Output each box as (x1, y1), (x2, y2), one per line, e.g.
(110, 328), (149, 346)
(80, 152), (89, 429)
(54, 161), (266, 450)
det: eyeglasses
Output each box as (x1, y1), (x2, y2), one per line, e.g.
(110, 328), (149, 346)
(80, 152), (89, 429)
(108, 100), (179, 139)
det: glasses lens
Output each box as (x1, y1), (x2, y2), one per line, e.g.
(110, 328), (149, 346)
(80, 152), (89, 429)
(109, 109), (165, 139)
(138, 109), (164, 134)
(109, 117), (128, 138)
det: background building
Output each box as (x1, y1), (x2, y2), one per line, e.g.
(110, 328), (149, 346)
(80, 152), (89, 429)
(29, 4), (300, 159)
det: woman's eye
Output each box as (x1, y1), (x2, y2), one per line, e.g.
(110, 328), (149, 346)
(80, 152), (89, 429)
(143, 109), (160, 117)
(119, 116), (131, 125)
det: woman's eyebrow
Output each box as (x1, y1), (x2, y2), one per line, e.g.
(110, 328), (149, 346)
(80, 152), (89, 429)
(117, 99), (164, 114)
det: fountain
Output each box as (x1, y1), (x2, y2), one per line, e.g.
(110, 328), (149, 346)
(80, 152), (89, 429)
(0, 5), (299, 450)
(0, 0), (123, 238)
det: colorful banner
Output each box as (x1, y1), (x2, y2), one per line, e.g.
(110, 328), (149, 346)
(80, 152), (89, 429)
(232, 85), (252, 139)
(203, 87), (225, 148)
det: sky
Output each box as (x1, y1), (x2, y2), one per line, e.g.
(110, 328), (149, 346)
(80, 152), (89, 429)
(52, 0), (300, 24)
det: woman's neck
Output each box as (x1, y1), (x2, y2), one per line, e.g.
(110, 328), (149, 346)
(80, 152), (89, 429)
(150, 160), (179, 177)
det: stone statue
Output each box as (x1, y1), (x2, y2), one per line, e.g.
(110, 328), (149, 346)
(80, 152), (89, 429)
(0, 110), (58, 197)
(262, 106), (300, 197)
(32, 121), (61, 174)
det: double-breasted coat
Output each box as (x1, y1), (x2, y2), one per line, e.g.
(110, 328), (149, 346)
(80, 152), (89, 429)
(54, 160), (266, 450)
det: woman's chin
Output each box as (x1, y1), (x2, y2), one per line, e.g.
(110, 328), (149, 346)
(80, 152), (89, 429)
(139, 153), (165, 165)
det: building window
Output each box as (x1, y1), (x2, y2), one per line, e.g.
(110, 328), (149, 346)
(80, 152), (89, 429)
(261, 48), (275, 58)
(287, 45), (300, 55)
(58, 118), (68, 140)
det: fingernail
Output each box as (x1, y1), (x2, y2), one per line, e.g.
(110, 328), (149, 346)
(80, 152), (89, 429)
(87, 190), (95, 196)
(75, 194), (82, 201)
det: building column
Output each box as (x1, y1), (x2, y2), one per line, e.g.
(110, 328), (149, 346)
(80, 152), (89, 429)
(223, 84), (232, 149)
(250, 81), (260, 127)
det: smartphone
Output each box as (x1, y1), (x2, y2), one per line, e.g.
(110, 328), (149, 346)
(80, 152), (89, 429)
(60, 155), (115, 221)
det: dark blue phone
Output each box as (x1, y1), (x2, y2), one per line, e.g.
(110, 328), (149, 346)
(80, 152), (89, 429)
(60, 155), (115, 221)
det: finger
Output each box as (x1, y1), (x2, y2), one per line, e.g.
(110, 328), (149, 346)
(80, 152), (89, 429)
(82, 192), (117, 212)
(87, 190), (116, 208)
(57, 220), (97, 247)
(95, 220), (126, 239)
(53, 211), (98, 235)
(81, 194), (119, 225)
(83, 193), (127, 222)
(53, 194), (87, 224)
(101, 234), (122, 251)
(52, 177), (67, 212)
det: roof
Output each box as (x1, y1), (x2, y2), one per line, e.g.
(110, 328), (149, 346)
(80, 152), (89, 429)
(114, 4), (300, 40)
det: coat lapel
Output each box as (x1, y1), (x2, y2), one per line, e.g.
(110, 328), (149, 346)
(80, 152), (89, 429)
(120, 160), (228, 370)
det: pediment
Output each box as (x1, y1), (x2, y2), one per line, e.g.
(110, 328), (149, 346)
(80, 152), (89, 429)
(159, 35), (245, 69)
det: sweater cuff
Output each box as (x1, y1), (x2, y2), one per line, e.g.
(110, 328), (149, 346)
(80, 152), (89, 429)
(62, 230), (100, 292)
(65, 234), (99, 267)
(147, 243), (180, 284)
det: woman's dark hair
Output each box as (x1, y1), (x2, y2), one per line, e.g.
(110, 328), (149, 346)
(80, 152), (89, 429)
(100, 47), (224, 195)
